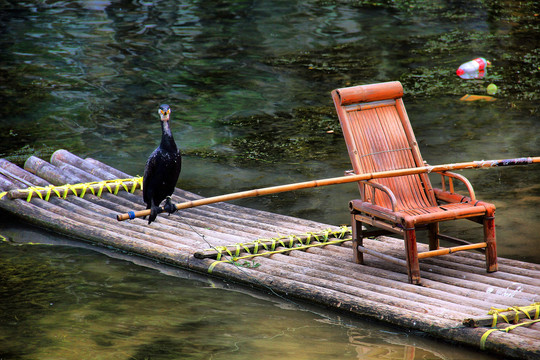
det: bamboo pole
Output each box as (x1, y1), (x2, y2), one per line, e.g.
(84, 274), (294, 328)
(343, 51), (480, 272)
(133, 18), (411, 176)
(117, 156), (540, 221)
(417, 242), (488, 259)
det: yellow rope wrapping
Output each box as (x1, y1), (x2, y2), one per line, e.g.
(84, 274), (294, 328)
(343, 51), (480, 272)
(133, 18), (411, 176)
(208, 227), (351, 273)
(211, 227), (349, 261)
(1, 178), (140, 201)
(26, 187), (44, 202)
(0, 177), (143, 202)
(480, 303), (540, 350)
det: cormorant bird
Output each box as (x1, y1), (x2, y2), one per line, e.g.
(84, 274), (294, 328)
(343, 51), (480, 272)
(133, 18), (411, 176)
(143, 104), (182, 224)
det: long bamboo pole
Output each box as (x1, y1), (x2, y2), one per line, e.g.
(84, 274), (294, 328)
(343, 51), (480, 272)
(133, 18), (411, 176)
(117, 156), (540, 221)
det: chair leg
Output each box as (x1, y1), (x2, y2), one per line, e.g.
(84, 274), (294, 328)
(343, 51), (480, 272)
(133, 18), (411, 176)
(404, 226), (421, 284)
(484, 212), (498, 273)
(428, 223), (439, 251)
(351, 214), (363, 264)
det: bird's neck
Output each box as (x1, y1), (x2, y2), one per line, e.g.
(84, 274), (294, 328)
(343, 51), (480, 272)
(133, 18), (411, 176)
(160, 120), (177, 151)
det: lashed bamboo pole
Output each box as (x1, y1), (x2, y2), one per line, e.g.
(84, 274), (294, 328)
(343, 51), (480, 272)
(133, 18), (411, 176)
(118, 156), (540, 221)
(463, 304), (540, 328)
(193, 229), (351, 259)
(6, 179), (142, 200)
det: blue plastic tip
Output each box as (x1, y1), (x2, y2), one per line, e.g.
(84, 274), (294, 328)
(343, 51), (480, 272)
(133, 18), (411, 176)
(128, 211), (135, 220)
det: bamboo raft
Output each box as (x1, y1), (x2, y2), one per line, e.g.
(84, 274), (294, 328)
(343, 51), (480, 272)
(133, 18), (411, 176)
(1, 150), (539, 359)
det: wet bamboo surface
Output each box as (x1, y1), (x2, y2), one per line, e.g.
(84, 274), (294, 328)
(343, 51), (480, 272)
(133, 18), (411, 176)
(0, 150), (539, 360)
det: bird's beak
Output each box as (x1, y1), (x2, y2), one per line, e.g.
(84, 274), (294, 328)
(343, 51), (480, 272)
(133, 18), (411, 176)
(159, 109), (171, 121)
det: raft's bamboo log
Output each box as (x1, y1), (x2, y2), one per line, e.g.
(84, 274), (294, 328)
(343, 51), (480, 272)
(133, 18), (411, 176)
(350, 235), (538, 283)
(279, 248), (521, 311)
(19, 157), (229, 246)
(24, 156), (71, 185)
(53, 150), (118, 180)
(0, 175), (15, 190)
(0, 195), (191, 262)
(3, 175), (197, 253)
(52, 160), (101, 183)
(496, 322), (540, 340)
(117, 156), (540, 221)
(292, 246), (540, 308)
(421, 248), (540, 278)
(363, 234), (540, 274)
(422, 256), (540, 287)
(372, 242), (540, 291)
(1, 159), (50, 187)
(253, 265), (467, 322)
(463, 305), (540, 328)
(356, 245), (408, 267)
(249, 255), (482, 320)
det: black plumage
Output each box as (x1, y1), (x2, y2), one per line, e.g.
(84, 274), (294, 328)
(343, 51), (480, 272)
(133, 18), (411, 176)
(143, 104), (182, 224)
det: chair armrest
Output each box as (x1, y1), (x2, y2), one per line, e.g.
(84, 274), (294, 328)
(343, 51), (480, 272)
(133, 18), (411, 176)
(434, 171), (476, 202)
(361, 180), (398, 212)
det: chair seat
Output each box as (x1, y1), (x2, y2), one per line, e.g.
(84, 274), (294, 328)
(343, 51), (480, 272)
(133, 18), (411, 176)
(351, 198), (491, 226)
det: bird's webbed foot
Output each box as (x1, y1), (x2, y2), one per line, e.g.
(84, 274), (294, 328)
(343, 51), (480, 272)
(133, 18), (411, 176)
(163, 196), (177, 215)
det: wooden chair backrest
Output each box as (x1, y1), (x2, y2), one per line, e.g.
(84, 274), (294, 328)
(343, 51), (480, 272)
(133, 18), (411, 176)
(332, 81), (437, 211)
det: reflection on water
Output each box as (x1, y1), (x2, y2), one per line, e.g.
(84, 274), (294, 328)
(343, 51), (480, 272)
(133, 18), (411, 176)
(0, 0), (538, 359)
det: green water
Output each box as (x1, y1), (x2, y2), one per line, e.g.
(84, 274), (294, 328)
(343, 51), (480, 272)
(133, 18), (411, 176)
(1, 0), (539, 358)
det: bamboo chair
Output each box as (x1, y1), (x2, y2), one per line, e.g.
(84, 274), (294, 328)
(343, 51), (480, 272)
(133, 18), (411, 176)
(331, 81), (497, 284)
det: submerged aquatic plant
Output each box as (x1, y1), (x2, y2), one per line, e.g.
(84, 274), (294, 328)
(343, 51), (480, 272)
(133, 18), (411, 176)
(212, 106), (342, 164)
